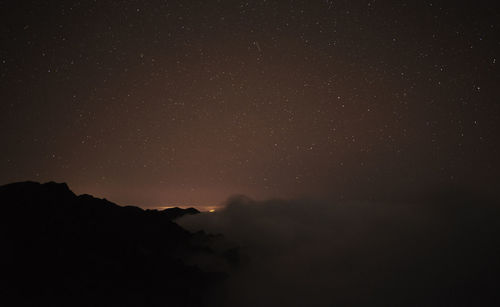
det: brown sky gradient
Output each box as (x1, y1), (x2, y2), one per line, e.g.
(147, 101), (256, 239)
(1, 1), (499, 208)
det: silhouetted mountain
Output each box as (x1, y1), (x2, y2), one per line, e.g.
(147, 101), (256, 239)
(0, 181), (229, 307)
(154, 206), (200, 220)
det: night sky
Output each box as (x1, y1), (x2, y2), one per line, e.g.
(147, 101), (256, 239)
(1, 1), (499, 208)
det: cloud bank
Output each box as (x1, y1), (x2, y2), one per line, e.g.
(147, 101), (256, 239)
(179, 192), (500, 306)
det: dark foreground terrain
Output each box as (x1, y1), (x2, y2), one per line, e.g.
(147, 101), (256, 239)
(0, 181), (229, 307)
(2, 181), (500, 307)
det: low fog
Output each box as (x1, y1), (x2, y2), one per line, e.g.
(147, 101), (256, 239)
(179, 191), (500, 306)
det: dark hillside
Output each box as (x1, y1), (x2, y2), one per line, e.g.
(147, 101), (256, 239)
(0, 181), (226, 307)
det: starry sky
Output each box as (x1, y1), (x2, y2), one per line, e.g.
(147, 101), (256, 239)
(1, 1), (499, 208)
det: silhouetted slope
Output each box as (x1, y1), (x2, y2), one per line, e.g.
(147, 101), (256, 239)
(0, 181), (225, 307)
(156, 207), (200, 220)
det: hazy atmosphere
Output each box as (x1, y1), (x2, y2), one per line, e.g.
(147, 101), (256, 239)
(2, 1), (499, 208)
(2, 1), (500, 306)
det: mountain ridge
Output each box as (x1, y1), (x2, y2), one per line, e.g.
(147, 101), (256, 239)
(0, 181), (230, 307)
